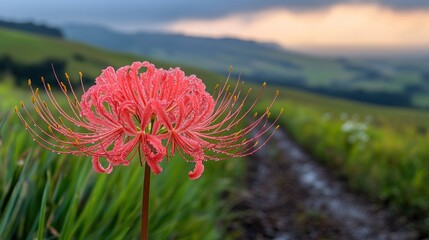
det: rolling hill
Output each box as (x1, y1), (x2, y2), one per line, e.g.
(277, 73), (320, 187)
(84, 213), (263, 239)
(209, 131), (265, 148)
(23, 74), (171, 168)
(0, 26), (223, 89)
(63, 24), (429, 109)
(0, 19), (63, 38)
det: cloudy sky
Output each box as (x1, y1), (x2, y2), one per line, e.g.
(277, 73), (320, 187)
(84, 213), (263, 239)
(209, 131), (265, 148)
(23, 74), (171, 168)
(1, 0), (429, 56)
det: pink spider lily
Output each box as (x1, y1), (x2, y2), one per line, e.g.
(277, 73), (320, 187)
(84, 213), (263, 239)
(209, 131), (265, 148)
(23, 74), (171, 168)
(15, 61), (281, 180)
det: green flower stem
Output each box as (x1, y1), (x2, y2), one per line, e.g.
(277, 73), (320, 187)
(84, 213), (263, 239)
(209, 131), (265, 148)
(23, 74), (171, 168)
(141, 161), (151, 240)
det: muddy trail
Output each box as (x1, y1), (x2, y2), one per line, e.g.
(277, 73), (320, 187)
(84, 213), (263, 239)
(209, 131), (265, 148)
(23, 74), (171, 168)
(231, 128), (418, 240)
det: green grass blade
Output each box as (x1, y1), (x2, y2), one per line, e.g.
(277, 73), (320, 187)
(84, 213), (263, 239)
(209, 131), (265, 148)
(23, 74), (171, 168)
(0, 111), (9, 129)
(37, 172), (51, 240)
(0, 150), (32, 237)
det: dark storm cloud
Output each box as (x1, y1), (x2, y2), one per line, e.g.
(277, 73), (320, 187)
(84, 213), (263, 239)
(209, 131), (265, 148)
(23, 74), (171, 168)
(1, 0), (428, 26)
(82, 0), (429, 23)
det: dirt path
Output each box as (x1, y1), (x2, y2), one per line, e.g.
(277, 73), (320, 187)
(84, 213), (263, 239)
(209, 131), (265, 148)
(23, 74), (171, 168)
(231, 128), (417, 240)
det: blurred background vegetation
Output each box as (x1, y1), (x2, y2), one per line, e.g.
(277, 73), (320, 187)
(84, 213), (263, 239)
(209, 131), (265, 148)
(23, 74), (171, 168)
(1, 6), (429, 238)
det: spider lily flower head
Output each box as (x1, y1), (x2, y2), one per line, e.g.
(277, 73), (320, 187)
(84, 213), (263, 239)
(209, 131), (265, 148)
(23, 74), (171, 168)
(16, 61), (282, 179)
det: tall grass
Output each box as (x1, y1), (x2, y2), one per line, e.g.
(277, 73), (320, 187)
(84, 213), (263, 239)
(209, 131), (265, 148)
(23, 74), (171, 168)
(0, 111), (245, 239)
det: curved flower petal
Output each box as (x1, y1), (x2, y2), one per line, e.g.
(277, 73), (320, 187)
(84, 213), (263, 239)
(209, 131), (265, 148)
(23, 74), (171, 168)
(189, 160), (204, 180)
(92, 156), (113, 174)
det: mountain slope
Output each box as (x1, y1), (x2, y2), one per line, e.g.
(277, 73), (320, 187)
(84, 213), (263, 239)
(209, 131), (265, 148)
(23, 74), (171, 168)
(63, 24), (309, 81)
(63, 24), (429, 108)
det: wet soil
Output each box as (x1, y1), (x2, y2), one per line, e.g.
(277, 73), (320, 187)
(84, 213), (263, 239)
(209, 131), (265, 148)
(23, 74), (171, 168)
(230, 129), (418, 240)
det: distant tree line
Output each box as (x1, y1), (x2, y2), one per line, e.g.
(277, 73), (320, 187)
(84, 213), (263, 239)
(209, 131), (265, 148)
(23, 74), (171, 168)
(0, 55), (66, 88)
(0, 19), (63, 38)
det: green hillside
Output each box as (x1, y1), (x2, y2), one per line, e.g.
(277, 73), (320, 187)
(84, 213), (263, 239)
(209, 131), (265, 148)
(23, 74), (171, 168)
(0, 27), (222, 88)
(280, 87), (429, 133)
(0, 19), (62, 38)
